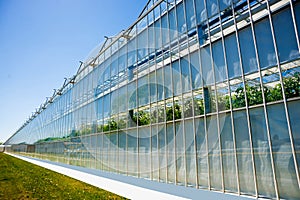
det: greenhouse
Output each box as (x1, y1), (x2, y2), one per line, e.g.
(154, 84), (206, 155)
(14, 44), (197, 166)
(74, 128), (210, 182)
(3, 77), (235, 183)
(5, 0), (300, 199)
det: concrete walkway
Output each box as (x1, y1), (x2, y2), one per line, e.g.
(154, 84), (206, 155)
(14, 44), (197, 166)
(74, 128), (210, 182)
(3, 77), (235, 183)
(6, 153), (251, 200)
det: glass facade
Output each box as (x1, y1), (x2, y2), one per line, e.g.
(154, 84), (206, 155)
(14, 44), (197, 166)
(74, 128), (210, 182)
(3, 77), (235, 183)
(5, 0), (300, 199)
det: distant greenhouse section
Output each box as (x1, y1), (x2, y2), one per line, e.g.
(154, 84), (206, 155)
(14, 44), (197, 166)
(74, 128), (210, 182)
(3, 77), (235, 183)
(5, 0), (300, 199)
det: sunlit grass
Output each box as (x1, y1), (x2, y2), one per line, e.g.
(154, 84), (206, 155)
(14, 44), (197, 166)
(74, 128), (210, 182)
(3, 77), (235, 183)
(0, 153), (127, 200)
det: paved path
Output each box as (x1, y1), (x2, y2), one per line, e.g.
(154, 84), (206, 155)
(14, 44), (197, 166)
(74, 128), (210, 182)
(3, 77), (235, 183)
(6, 153), (251, 200)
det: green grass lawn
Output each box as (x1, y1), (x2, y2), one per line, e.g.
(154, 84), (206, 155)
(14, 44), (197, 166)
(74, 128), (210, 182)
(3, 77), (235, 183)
(0, 153), (127, 199)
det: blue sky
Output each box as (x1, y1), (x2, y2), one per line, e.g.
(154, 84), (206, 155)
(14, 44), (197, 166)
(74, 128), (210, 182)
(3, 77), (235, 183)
(0, 0), (146, 142)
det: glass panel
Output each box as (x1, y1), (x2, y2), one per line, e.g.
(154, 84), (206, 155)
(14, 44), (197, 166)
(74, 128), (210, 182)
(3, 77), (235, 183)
(111, 90), (118, 115)
(119, 131), (127, 174)
(254, 18), (276, 69)
(207, 0), (218, 18)
(195, 117), (208, 187)
(295, 3), (300, 41)
(220, 112), (237, 192)
(177, 3), (187, 33)
(195, 0), (207, 24)
(261, 67), (283, 103)
(175, 121), (185, 184)
(217, 84), (230, 111)
(172, 60), (182, 96)
(245, 75), (263, 106)
(212, 39), (227, 83)
(193, 89), (205, 116)
(161, 14), (169, 46)
(183, 93), (193, 118)
(204, 86), (216, 113)
(149, 72), (157, 103)
(119, 47), (127, 75)
(168, 9), (178, 42)
(224, 33), (241, 79)
(138, 75), (149, 106)
(152, 125), (159, 180)
(283, 67), (300, 99)
(118, 86), (127, 113)
(164, 65), (172, 98)
(137, 29), (148, 62)
(219, 0), (232, 12)
(233, 109), (255, 195)
(206, 115), (222, 190)
(230, 81), (246, 109)
(238, 26), (258, 74)
(158, 124), (167, 182)
(273, 8), (299, 63)
(166, 123), (175, 183)
(128, 81), (136, 110)
(97, 97), (103, 122)
(127, 38), (137, 68)
(268, 103), (300, 199)
(157, 68), (164, 101)
(127, 129), (138, 176)
(185, 0), (196, 30)
(190, 50), (202, 89)
(166, 98), (174, 121)
(287, 100), (300, 184)
(249, 107), (276, 198)
(154, 19), (162, 50)
(200, 46), (214, 86)
(103, 94), (110, 119)
(181, 56), (192, 93)
(185, 119), (196, 186)
(139, 127), (151, 178)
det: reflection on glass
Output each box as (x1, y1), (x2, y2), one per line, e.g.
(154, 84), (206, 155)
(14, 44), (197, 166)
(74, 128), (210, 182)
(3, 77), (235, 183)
(224, 33), (241, 79)
(166, 123), (175, 183)
(249, 107), (276, 198)
(287, 101), (300, 181)
(161, 14), (169, 46)
(267, 103), (300, 199)
(172, 60), (182, 96)
(212, 40), (227, 83)
(195, 117), (208, 188)
(195, 0), (207, 24)
(273, 8), (299, 63)
(158, 124), (167, 182)
(185, 119), (196, 186)
(233, 109), (255, 195)
(201, 46), (214, 86)
(177, 3), (187, 33)
(175, 121), (185, 184)
(254, 18), (276, 69)
(190, 50), (202, 89)
(219, 113), (237, 192)
(185, 0), (196, 30)
(207, 0), (218, 18)
(207, 115), (222, 190)
(152, 125), (159, 180)
(238, 27), (258, 74)
(139, 127), (151, 179)
(181, 56), (192, 93)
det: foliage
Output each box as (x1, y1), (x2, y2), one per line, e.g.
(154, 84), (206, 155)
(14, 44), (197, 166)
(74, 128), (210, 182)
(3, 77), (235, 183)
(194, 98), (204, 115)
(137, 111), (151, 126)
(264, 84), (282, 102)
(151, 107), (165, 123)
(66, 73), (299, 134)
(283, 72), (300, 98)
(118, 119), (127, 129)
(184, 99), (193, 118)
(231, 86), (246, 108)
(0, 153), (126, 199)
